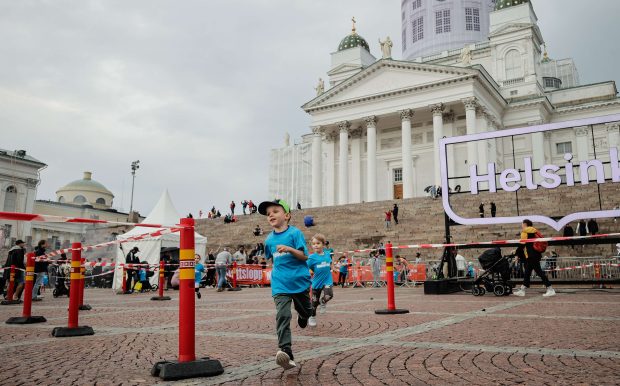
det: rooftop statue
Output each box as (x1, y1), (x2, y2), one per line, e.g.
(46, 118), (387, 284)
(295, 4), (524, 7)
(379, 36), (393, 59)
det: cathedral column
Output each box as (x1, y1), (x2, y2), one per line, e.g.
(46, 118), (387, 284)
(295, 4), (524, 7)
(365, 116), (377, 202)
(400, 109), (415, 199)
(607, 123), (620, 151)
(575, 127), (590, 161)
(463, 97), (478, 170)
(430, 103), (444, 186)
(324, 131), (337, 206)
(338, 121), (350, 205)
(311, 126), (323, 208)
(350, 127), (362, 203)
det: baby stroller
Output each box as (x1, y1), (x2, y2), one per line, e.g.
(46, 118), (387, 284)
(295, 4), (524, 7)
(53, 263), (70, 298)
(472, 248), (513, 296)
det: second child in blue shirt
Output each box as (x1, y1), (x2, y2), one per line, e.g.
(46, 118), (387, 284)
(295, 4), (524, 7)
(306, 233), (334, 327)
(259, 199), (312, 371)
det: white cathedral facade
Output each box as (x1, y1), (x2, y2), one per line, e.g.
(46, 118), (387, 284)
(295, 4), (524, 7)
(269, 1), (620, 208)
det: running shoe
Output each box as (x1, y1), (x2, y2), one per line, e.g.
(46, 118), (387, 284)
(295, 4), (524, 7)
(275, 350), (297, 370)
(297, 314), (308, 329)
(308, 316), (317, 327)
(319, 300), (326, 314)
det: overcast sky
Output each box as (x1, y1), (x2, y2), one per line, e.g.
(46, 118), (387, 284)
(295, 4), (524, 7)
(1, 0), (618, 218)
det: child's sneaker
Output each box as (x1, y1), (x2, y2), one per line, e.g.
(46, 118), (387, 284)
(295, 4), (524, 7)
(308, 316), (317, 327)
(196, 291), (201, 299)
(543, 286), (556, 297)
(275, 350), (296, 370)
(319, 301), (326, 314)
(297, 314), (308, 329)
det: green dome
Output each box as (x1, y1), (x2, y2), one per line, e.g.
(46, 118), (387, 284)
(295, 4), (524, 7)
(495, 0), (529, 11)
(338, 33), (370, 52)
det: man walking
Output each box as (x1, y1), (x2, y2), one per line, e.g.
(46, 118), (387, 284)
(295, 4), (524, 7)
(33, 240), (49, 300)
(125, 247), (140, 293)
(513, 219), (555, 297)
(215, 248), (233, 292)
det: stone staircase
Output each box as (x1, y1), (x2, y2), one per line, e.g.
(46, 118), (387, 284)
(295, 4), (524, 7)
(195, 184), (620, 260)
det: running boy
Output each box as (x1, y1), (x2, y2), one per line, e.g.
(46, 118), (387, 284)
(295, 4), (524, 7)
(194, 254), (205, 299)
(258, 199), (312, 370)
(306, 234), (334, 326)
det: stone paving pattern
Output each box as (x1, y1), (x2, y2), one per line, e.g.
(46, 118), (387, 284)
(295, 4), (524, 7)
(0, 286), (618, 385)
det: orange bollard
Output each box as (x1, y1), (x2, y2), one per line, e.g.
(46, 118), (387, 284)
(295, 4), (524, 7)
(1, 265), (20, 305)
(6, 253), (46, 323)
(227, 261), (241, 291)
(151, 260), (171, 301)
(375, 243), (409, 315)
(151, 217), (223, 381)
(78, 258), (91, 310)
(52, 242), (94, 337)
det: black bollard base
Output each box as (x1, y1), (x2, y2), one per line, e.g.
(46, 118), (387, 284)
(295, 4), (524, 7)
(375, 308), (410, 315)
(0, 299), (22, 306)
(152, 357), (224, 381)
(151, 296), (172, 301)
(52, 326), (94, 337)
(227, 287), (242, 292)
(6, 315), (47, 324)
(78, 304), (92, 310)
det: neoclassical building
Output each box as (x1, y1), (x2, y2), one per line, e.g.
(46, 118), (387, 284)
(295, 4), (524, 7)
(269, 0), (620, 208)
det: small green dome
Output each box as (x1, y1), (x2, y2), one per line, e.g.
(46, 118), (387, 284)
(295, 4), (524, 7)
(495, 0), (529, 11)
(338, 33), (370, 52)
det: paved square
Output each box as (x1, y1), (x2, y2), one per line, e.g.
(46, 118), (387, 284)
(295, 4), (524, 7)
(0, 286), (618, 385)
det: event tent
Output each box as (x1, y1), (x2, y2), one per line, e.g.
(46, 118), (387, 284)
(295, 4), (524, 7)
(112, 190), (207, 290)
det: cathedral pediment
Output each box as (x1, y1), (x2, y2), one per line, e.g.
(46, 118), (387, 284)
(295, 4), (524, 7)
(303, 60), (477, 112)
(489, 22), (534, 37)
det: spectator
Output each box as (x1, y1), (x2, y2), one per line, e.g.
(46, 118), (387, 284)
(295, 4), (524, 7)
(396, 256), (408, 282)
(187, 213), (193, 219)
(242, 200), (248, 215)
(384, 209), (392, 229)
(33, 240), (49, 300)
(297, 202), (302, 210)
(414, 252), (422, 264)
(230, 201), (236, 215)
(254, 225), (262, 236)
(125, 247), (140, 294)
(369, 252), (382, 287)
(490, 202), (497, 218)
(378, 242), (385, 256)
(204, 250), (216, 287)
(466, 262), (475, 278)
(479, 203), (485, 218)
(614, 204), (619, 223)
(587, 218), (599, 235)
(323, 241), (334, 260)
(259, 256), (267, 270)
(576, 220), (587, 237)
(337, 255), (350, 288)
(233, 246), (247, 265)
(455, 252), (466, 277)
(93, 258), (103, 288)
(3, 240), (26, 300)
(215, 247), (232, 292)
(392, 204), (399, 225)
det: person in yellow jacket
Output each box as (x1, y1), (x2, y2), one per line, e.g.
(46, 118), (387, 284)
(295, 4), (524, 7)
(513, 219), (555, 297)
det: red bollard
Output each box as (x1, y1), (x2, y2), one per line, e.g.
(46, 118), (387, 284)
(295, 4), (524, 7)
(151, 260), (171, 301)
(52, 242), (94, 337)
(375, 243), (409, 315)
(78, 258), (91, 310)
(6, 253), (46, 323)
(1, 265), (20, 305)
(227, 261), (241, 291)
(152, 217), (223, 380)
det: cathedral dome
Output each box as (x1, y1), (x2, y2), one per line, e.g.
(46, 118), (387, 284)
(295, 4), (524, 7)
(495, 0), (529, 11)
(56, 171), (114, 208)
(338, 33), (370, 52)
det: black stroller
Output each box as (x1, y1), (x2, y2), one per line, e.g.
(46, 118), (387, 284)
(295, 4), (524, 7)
(472, 248), (514, 296)
(53, 264), (70, 298)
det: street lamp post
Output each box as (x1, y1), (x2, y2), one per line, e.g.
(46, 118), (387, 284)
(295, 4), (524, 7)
(129, 160), (140, 213)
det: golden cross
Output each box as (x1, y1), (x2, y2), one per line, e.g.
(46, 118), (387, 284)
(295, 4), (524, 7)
(351, 17), (356, 34)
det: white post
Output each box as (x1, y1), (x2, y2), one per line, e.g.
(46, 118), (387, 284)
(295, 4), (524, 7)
(338, 121), (350, 205)
(430, 103), (445, 186)
(400, 109), (414, 199)
(350, 128), (362, 203)
(365, 116), (377, 202)
(311, 127), (323, 207)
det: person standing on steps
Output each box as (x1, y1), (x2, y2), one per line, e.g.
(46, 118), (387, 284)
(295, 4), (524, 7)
(384, 209), (392, 229)
(490, 202), (497, 218)
(392, 204), (399, 225)
(479, 203), (485, 218)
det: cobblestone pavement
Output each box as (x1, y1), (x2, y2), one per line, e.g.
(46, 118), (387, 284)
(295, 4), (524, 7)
(0, 286), (618, 385)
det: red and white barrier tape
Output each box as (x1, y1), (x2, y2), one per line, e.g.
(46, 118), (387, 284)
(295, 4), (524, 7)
(0, 210), (177, 229)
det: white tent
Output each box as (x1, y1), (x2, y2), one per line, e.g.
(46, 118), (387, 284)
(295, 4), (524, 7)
(112, 190), (207, 290)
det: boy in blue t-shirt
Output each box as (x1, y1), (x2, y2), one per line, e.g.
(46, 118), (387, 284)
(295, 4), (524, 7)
(194, 254), (205, 299)
(258, 199), (312, 370)
(306, 233), (334, 327)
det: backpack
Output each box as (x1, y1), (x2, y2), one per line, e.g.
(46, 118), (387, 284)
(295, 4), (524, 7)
(532, 231), (548, 253)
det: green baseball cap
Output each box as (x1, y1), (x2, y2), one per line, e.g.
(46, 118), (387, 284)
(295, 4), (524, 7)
(258, 199), (290, 215)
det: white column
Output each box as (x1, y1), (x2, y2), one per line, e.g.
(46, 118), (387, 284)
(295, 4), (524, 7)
(325, 132), (336, 206)
(430, 103), (445, 186)
(400, 109), (415, 198)
(463, 97), (478, 170)
(311, 127), (323, 208)
(338, 121), (350, 205)
(607, 123), (620, 151)
(365, 116), (377, 202)
(575, 127), (589, 161)
(350, 128), (362, 203)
